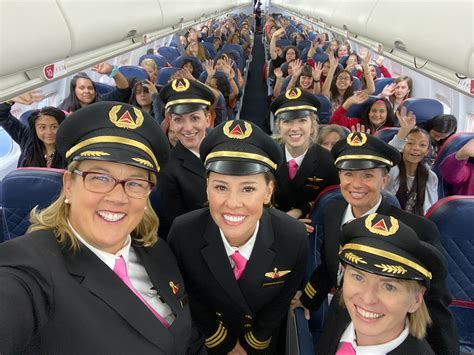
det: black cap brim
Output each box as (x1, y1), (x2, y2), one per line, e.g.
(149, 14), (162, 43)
(206, 160), (270, 175)
(336, 159), (390, 170)
(167, 104), (208, 115)
(276, 110), (313, 120)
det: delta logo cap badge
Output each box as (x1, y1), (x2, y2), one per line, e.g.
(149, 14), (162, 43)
(285, 87), (302, 100)
(365, 213), (399, 237)
(346, 132), (367, 147)
(171, 78), (190, 92)
(223, 120), (253, 140)
(109, 105), (144, 129)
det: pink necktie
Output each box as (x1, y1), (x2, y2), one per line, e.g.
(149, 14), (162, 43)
(230, 251), (247, 280)
(288, 159), (298, 180)
(336, 341), (356, 355)
(113, 256), (170, 328)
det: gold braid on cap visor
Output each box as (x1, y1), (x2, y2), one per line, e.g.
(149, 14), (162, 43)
(205, 151), (277, 170)
(165, 99), (211, 110)
(341, 243), (432, 280)
(335, 154), (393, 166)
(65, 136), (159, 172)
(274, 105), (318, 117)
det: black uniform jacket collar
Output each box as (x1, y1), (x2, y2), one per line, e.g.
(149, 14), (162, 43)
(173, 141), (206, 179)
(62, 240), (179, 351)
(277, 144), (321, 189)
(200, 209), (276, 313)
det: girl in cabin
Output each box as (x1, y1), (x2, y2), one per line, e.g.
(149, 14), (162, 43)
(385, 128), (438, 215)
(0, 102), (66, 168)
(59, 62), (130, 113)
(380, 75), (413, 112)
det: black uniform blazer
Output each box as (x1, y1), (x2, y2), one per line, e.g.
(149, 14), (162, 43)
(274, 143), (339, 216)
(300, 198), (459, 355)
(315, 292), (435, 355)
(168, 208), (308, 354)
(0, 231), (192, 355)
(157, 141), (207, 238)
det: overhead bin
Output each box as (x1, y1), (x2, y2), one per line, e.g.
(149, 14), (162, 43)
(271, 0), (474, 82)
(0, 0), (252, 101)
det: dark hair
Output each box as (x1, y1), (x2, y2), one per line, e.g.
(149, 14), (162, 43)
(282, 45), (300, 62)
(359, 97), (395, 132)
(129, 81), (150, 109)
(25, 107), (67, 168)
(396, 128), (431, 216)
(292, 33), (306, 46)
(330, 69), (354, 106)
(59, 73), (98, 112)
(296, 65), (315, 90)
(211, 73), (232, 110)
(418, 114), (457, 151)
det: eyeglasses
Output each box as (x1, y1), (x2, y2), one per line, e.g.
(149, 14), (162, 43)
(73, 170), (154, 199)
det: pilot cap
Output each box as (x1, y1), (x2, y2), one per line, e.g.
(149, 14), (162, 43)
(339, 213), (447, 288)
(331, 132), (400, 170)
(159, 78), (214, 115)
(200, 120), (283, 175)
(270, 87), (321, 120)
(56, 101), (169, 174)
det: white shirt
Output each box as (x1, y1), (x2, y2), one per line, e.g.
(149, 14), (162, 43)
(341, 196), (383, 226)
(220, 221), (259, 268)
(285, 145), (307, 167)
(68, 220), (175, 324)
(339, 320), (410, 354)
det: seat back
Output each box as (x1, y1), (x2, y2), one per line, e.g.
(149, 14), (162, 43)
(94, 81), (114, 95)
(311, 52), (328, 64)
(156, 67), (179, 87)
(316, 95), (332, 124)
(171, 55), (203, 78)
(276, 38), (291, 48)
(19, 109), (36, 126)
(222, 43), (244, 61)
(0, 168), (64, 242)
(201, 41), (216, 59)
(297, 40), (312, 52)
(157, 46), (181, 63)
(139, 54), (169, 69)
(374, 77), (395, 95)
(401, 98), (444, 125)
(373, 127), (400, 143)
(432, 132), (474, 198)
(118, 65), (149, 81)
(425, 196), (474, 349)
(346, 95), (378, 118)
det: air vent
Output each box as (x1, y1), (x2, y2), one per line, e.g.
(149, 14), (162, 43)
(125, 29), (137, 39)
(394, 40), (406, 51)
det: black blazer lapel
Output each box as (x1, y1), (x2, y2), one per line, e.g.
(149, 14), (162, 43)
(134, 244), (183, 323)
(62, 245), (172, 351)
(239, 210), (276, 296)
(324, 200), (347, 281)
(175, 142), (206, 180)
(200, 216), (251, 313)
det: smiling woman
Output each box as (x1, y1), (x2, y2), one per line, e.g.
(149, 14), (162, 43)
(0, 102), (197, 354)
(315, 213), (446, 354)
(168, 120), (308, 354)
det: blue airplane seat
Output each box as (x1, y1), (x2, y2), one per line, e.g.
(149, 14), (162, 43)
(307, 32), (317, 41)
(374, 77), (395, 95)
(431, 132), (474, 198)
(94, 81), (114, 95)
(346, 95), (378, 118)
(139, 54), (169, 69)
(352, 76), (362, 91)
(297, 40), (312, 52)
(118, 66), (148, 81)
(222, 43), (244, 61)
(0, 168), (64, 242)
(373, 127), (400, 143)
(311, 52), (329, 64)
(201, 41), (216, 59)
(401, 98), (444, 125)
(217, 49), (243, 73)
(156, 67), (179, 88)
(426, 196), (474, 353)
(157, 47), (181, 63)
(276, 38), (291, 48)
(316, 95), (332, 124)
(19, 110), (36, 126)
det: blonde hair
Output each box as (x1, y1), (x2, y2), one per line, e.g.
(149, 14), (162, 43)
(28, 161), (159, 251)
(339, 278), (431, 340)
(273, 111), (319, 145)
(186, 41), (207, 62)
(316, 124), (345, 146)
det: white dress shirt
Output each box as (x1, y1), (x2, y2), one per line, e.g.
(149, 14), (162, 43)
(285, 145), (307, 167)
(68, 220), (174, 324)
(339, 320), (409, 354)
(220, 221), (259, 269)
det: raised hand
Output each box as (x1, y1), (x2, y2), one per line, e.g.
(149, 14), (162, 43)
(328, 51), (338, 68)
(375, 55), (385, 67)
(205, 60), (216, 78)
(142, 79), (157, 95)
(291, 59), (303, 78)
(351, 123), (371, 135)
(396, 106), (416, 131)
(380, 83), (396, 97)
(312, 62), (323, 81)
(274, 67), (284, 79)
(92, 62), (113, 75)
(349, 90), (369, 105)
